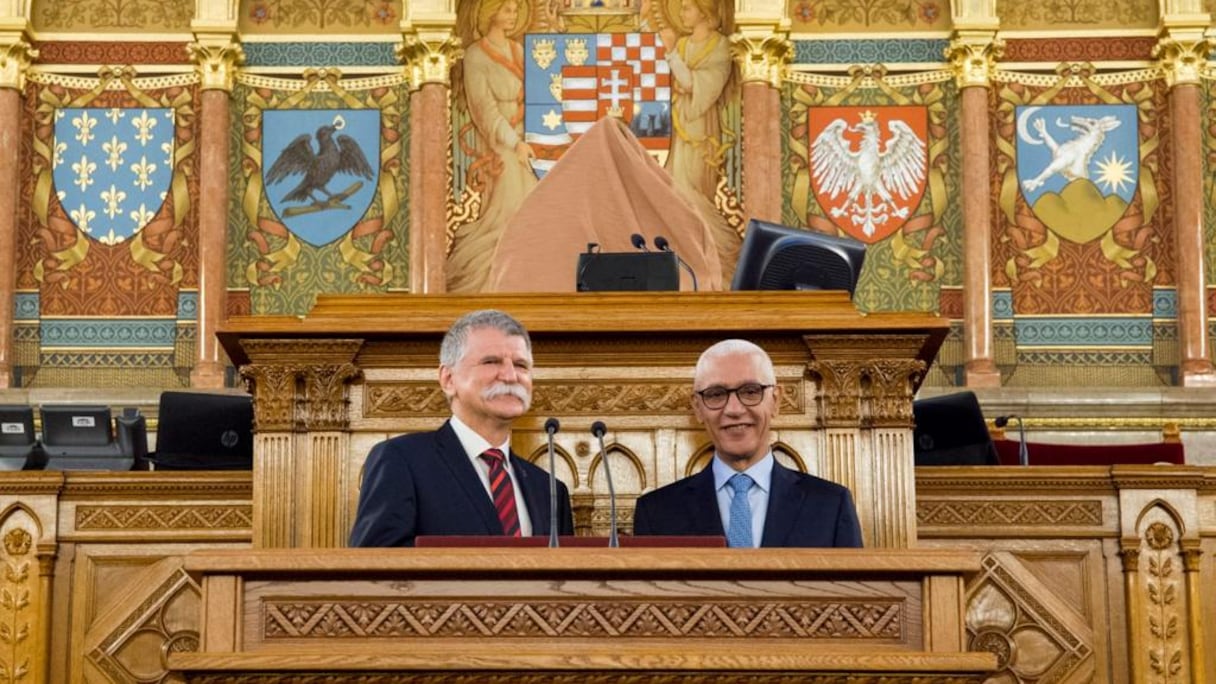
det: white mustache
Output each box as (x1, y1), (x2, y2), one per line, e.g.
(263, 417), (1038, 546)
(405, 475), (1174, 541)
(483, 382), (531, 408)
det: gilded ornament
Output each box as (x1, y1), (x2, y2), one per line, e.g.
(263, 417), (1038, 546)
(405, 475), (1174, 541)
(1153, 35), (1210, 87)
(0, 39), (36, 90)
(187, 41), (245, 92)
(2, 528), (31, 556)
(945, 35), (1004, 89)
(729, 33), (791, 87)
(1145, 521), (1174, 550)
(398, 35), (463, 88)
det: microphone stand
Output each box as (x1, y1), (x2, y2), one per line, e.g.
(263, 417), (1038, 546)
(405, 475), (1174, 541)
(544, 418), (561, 547)
(1013, 416), (1028, 467)
(654, 236), (698, 291)
(591, 421), (618, 548)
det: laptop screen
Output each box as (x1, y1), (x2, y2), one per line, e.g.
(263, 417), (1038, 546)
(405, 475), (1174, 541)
(154, 392), (253, 469)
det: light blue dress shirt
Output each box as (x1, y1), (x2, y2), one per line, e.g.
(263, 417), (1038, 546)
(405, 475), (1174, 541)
(712, 452), (774, 548)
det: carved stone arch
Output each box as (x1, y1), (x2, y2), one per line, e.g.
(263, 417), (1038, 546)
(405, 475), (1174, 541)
(771, 440), (806, 473)
(588, 443), (646, 495)
(0, 502), (44, 542)
(524, 443), (580, 490)
(685, 442), (803, 477)
(1133, 498), (1186, 538)
(685, 442), (716, 477)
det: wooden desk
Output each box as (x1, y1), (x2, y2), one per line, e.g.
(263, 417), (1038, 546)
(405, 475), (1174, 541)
(170, 547), (996, 682)
(217, 291), (949, 549)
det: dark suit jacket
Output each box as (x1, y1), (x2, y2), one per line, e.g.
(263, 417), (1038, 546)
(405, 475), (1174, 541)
(349, 421), (574, 547)
(631, 460), (863, 547)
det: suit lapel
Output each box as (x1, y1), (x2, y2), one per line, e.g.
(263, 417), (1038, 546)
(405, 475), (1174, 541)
(511, 452), (550, 534)
(760, 462), (804, 547)
(435, 421), (502, 534)
(687, 466), (726, 536)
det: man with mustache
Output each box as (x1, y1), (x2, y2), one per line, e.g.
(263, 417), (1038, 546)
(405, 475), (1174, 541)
(349, 309), (574, 547)
(632, 339), (862, 548)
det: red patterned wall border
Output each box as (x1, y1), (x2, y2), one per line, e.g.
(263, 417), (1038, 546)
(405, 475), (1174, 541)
(35, 42), (191, 65)
(1003, 37), (1157, 63)
(938, 288), (963, 319)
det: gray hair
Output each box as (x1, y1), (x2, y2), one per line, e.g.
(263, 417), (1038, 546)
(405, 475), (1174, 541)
(694, 339), (775, 388)
(439, 309), (532, 367)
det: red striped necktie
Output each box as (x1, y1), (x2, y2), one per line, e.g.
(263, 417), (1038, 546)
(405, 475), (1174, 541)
(480, 448), (521, 536)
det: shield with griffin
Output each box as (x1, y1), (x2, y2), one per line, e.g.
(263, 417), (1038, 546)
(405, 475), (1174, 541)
(52, 107), (175, 245)
(262, 109), (380, 247)
(808, 106), (928, 244)
(524, 32), (671, 177)
(1015, 104), (1138, 244)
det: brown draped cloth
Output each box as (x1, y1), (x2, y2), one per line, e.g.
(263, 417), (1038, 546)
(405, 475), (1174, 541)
(486, 117), (723, 292)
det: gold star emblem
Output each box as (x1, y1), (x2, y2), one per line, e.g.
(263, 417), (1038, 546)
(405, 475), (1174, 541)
(542, 108), (563, 131)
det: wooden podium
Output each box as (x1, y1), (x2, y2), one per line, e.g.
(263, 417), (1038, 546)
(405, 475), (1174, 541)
(170, 547), (996, 681)
(217, 291), (949, 550)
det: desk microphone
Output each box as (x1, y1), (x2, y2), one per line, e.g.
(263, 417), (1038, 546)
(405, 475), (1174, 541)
(544, 417), (561, 547)
(590, 420), (619, 548)
(994, 414), (1028, 466)
(629, 233), (650, 251)
(653, 235), (698, 291)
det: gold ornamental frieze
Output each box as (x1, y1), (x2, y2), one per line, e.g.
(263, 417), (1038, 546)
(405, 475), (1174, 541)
(363, 380), (804, 417)
(76, 504), (253, 531)
(917, 500), (1103, 527)
(262, 598), (904, 640)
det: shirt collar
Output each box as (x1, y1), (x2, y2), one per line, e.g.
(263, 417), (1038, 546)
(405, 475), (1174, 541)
(712, 451), (774, 493)
(449, 415), (512, 461)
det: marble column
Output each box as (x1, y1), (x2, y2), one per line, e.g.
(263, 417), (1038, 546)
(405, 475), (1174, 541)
(947, 34), (1002, 388)
(0, 38), (34, 388)
(400, 31), (459, 293)
(188, 40), (244, 388)
(409, 83), (450, 293)
(732, 34), (790, 224)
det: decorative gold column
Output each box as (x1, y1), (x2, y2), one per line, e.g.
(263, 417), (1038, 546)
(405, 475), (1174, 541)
(946, 27), (1002, 388)
(731, 19), (790, 224)
(188, 28), (244, 388)
(0, 27), (34, 388)
(239, 340), (362, 548)
(1155, 20), (1216, 386)
(400, 10), (459, 293)
(807, 335), (927, 548)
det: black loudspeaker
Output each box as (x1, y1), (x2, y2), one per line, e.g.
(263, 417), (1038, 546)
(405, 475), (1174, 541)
(576, 250), (679, 291)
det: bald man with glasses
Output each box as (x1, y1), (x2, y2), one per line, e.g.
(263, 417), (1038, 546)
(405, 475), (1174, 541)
(632, 339), (862, 548)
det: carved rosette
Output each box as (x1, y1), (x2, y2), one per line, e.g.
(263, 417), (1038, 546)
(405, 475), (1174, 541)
(862, 359), (925, 427)
(187, 39), (245, 91)
(239, 339), (364, 432)
(1, 527), (34, 682)
(729, 32), (791, 88)
(1153, 33), (1210, 88)
(945, 33), (1004, 89)
(0, 37), (37, 90)
(397, 33), (463, 89)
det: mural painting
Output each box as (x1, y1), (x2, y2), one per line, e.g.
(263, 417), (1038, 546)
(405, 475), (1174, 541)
(15, 69), (200, 387)
(446, 0), (743, 292)
(227, 72), (408, 315)
(994, 66), (1173, 386)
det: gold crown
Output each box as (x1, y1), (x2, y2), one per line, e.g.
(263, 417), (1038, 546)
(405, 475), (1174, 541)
(607, 102), (624, 118)
(532, 37), (557, 69)
(859, 110), (876, 123)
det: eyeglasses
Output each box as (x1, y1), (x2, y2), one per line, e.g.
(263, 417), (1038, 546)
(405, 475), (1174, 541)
(694, 383), (773, 409)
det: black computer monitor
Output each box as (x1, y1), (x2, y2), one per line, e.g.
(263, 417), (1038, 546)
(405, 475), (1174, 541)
(730, 219), (866, 295)
(912, 391), (1000, 466)
(152, 392), (253, 470)
(0, 405), (37, 470)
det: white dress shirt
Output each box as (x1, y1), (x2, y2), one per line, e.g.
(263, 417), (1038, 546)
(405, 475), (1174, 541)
(449, 416), (533, 536)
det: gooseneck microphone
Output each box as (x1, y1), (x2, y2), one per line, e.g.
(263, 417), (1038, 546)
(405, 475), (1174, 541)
(544, 417), (561, 547)
(590, 420), (619, 548)
(629, 233), (650, 251)
(994, 414), (1028, 466)
(653, 235), (699, 291)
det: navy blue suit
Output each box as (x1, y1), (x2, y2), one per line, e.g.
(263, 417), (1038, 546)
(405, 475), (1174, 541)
(349, 421), (574, 547)
(631, 460), (863, 547)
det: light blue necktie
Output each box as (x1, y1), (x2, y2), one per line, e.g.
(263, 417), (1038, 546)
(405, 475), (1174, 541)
(726, 473), (755, 548)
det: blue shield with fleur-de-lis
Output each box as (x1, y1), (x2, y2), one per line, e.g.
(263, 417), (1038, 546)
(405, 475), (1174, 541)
(52, 107), (175, 244)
